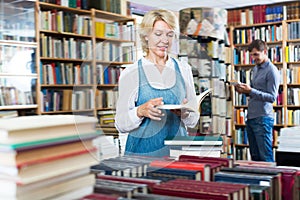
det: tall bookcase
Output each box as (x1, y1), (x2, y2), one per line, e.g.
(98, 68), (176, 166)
(0, 1), (136, 135)
(0, 0), (38, 115)
(227, 1), (300, 160)
(179, 7), (233, 158)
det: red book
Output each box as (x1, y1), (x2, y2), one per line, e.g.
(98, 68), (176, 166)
(179, 155), (233, 168)
(149, 160), (211, 181)
(152, 179), (249, 200)
(81, 193), (119, 200)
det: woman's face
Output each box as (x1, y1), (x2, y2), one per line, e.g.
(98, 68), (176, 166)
(147, 20), (174, 58)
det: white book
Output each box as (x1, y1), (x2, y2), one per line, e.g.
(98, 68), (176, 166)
(0, 115), (97, 144)
(156, 88), (212, 113)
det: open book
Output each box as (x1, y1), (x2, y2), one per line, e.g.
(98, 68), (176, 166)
(228, 80), (241, 86)
(156, 88), (212, 113)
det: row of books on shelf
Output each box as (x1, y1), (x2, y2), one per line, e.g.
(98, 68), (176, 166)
(0, 86), (35, 107)
(41, 62), (93, 85)
(39, 10), (92, 35)
(40, 62), (127, 86)
(179, 38), (227, 61)
(41, 88), (94, 111)
(96, 89), (118, 109)
(227, 3), (296, 26)
(233, 46), (283, 65)
(287, 110), (300, 126)
(40, 34), (93, 59)
(40, 0), (89, 10)
(287, 88), (300, 106)
(287, 21), (300, 40)
(285, 45), (300, 63)
(95, 21), (135, 41)
(40, 0), (127, 15)
(89, 0), (127, 15)
(233, 24), (282, 45)
(40, 88), (118, 112)
(96, 64), (124, 85)
(235, 128), (279, 146)
(96, 41), (135, 63)
(287, 66), (300, 84)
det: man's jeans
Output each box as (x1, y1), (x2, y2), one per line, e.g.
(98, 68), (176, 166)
(246, 116), (274, 162)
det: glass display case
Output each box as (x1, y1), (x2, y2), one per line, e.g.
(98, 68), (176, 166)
(0, 0), (37, 111)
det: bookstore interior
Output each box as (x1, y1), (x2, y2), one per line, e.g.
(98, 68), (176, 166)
(1, 0), (300, 199)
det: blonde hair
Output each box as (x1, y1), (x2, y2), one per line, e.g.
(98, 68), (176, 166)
(139, 9), (178, 55)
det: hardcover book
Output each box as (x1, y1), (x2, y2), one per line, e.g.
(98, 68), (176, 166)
(219, 167), (282, 200)
(146, 166), (202, 181)
(149, 160), (211, 181)
(0, 148), (98, 185)
(0, 138), (96, 167)
(0, 172), (95, 200)
(214, 171), (276, 200)
(236, 165), (299, 200)
(0, 115), (98, 144)
(152, 179), (249, 200)
(179, 155), (233, 168)
(164, 135), (223, 146)
(96, 174), (162, 192)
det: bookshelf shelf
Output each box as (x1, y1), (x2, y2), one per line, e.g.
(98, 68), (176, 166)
(0, 40), (37, 47)
(41, 84), (94, 87)
(95, 37), (135, 43)
(0, 104), (38, 110)
(38, 2), (91, 14)
(40, 58), (92, 62)
(94, 9), (135, 22)
(41, 109), (94, 114)
(0, 73), (38, 77)
(233, 21), (282, 28)
(97, 84), (118, 88)
(39, 30), (92, 39)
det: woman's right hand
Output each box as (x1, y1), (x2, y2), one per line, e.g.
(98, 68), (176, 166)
(137, 97), (164, 120)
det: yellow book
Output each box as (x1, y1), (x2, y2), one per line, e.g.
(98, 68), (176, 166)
(288, 110), (293, 125)
(285, 46), (289, 62)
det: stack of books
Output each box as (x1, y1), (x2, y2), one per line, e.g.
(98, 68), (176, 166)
(164, 135), (223, 159)
(91, 155), (162, 178)
(212, 159), (300, 200)
(0, 115), (101, 200)
(152, 179), (250, 199)
(276, 126), (300, 167)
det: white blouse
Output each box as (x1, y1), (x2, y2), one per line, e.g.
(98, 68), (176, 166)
(115, 57), (200, 133)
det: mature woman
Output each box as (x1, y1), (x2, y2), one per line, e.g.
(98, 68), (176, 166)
(115, 9), (199, 157)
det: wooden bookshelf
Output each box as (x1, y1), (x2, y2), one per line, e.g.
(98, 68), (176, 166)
(35, 1), (136, 136)
(228, 1), (300, 160)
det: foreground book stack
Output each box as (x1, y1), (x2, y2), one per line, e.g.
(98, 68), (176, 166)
(276, 126), (300, 167)
(164, 135), (223, 159)
(0, 115), (101, 200)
